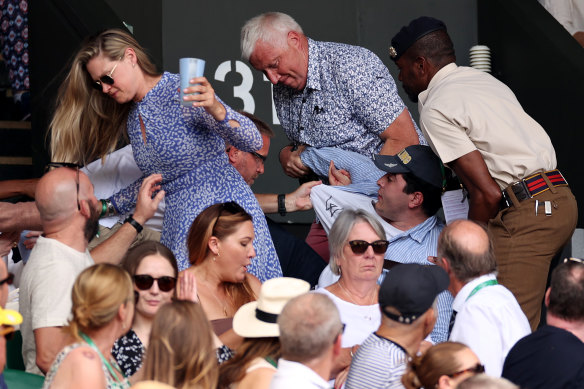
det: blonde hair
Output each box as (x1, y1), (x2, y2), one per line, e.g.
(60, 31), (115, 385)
(67, 264), (133, 340)
(143, 300), (218, 389)
(49, 28), (160, 165)
(402, 342), (471, 389)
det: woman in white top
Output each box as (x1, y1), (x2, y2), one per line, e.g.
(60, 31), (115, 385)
(315, 209), (387, 388)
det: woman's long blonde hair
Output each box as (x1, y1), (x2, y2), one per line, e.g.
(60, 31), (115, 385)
(49, 28), (160, 165)
(143, 300), (218, 389)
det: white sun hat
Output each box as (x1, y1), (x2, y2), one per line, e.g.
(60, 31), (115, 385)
(232, 277), (310, 338)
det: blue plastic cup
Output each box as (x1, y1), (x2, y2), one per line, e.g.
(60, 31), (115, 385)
(179, 58), (206, 107)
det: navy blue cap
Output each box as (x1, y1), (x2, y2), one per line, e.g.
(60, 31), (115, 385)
(373, 145), (444, 189)
(389, 16), (447, 61)
(378, 264), (449, 324)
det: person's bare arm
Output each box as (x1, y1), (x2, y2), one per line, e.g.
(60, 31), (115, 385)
(0, 178), (38, 199)
(91, 174), (164, 264)
(255, 181), (321, 214)
(449, 150), (502, 223)
(0, 202), (42, 232)
(378, 108), (420, 155)
(34, 326), (70, 374)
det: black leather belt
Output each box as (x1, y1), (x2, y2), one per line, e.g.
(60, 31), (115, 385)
(500, 169), (568, 210)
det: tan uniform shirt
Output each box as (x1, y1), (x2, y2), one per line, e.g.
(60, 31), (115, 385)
(418, 63), (556, 189)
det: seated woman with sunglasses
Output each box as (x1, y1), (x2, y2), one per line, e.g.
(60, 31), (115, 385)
(314, 209), (387, 388)
(111, 241), (178, 379)
(43, 264), (134, 389)
(402, 342), (484, 389)
(183, 202), (261, 350)
(48, 29), (281, 281)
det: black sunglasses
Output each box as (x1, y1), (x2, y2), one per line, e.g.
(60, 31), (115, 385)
(448, 363), (485, 378)
(249, 151), (267, 164)
(133, 274), (177, 292)
(0, 273), (14, 286)
(91, 58), (121, 91)
(348, 240), (389, 255)
(45, 162), (81, 211)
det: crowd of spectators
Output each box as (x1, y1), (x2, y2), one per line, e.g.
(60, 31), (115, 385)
(0, 10), (581, 389)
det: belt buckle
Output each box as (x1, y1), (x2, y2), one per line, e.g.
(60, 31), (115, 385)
(510, 180), (532, 201)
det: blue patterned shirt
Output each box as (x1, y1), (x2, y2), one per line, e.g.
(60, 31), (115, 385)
(273, 39), (424, 156)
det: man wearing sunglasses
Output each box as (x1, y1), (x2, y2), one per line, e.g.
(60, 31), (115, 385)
(226, 111), (326, 287)
(503, 258), (584, 387)
(19, 167), (163, 375)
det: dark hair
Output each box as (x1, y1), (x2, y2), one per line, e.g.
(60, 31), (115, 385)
(121, 240), (178, 277)
(548, 260), (584, 321)
(238, 111), (274, 138)
(406, 29), (456, 69)
(437, 220), (496, 283)
(218, 337), (280, 388)
(402, 172), (442, 216)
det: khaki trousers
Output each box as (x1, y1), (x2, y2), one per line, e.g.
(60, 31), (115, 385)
(488, 185), (577, 330)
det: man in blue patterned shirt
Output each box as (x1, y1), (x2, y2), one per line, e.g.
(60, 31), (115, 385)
(241, 12), (424, 179)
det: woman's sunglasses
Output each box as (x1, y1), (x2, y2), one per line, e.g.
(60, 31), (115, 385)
(348, 240), (389, 255)
(133, 275), (177, 292)
(447, 363), (485, 378)
(0, 273), (14, 286)
(92, 58), (122, 91)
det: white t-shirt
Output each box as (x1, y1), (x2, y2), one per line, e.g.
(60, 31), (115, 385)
(82, 145), (165, 231)
(19, 236), (94, 374)
(314, 288), (380, 348)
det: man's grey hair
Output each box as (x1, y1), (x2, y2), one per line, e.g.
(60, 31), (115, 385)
(437, 220), (496, 283)
(278, 293), (342, 363)
(241, 12), (303, 61)
(328, 209), (386, 275)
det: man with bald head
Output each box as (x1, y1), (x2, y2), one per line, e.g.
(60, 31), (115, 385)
(19, 167), (163, 375)
(432, 220), (530, 376)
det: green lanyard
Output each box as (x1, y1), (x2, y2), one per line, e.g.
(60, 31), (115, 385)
(465, 279), (498, 302)
(79, 332), (128, 387)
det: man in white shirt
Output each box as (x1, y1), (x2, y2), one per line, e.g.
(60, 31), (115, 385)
(433, 220), (530, 376)
(19, 167), (163, 374)
(270, 292), (343, 389)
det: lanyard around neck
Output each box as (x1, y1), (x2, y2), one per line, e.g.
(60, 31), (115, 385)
(79, 332), (126, 386)
(465, 279), (498, 302)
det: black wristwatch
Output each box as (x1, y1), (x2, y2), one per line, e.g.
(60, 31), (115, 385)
(124, 214), (143, 233)
(278, 194), (287, 216)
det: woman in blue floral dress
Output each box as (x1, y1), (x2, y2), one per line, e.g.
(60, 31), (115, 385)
(49, 29), (281, 280)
